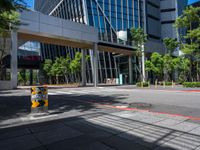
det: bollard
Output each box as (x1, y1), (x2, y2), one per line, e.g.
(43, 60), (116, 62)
(163, 81), (166, 88)
(148, 81), (150, 88)
(31, 86), (48, 113)
(155, 79), (158, 88)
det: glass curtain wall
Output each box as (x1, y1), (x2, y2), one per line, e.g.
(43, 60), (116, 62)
(85, 0), (143, 83)
(35, 0), (143, 84)
(37, 0), (93, 83)
(86, 0), (143, 43)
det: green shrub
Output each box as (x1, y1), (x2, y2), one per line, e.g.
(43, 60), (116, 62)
(136, 82), (149, 87)
(160, 81), (174, 86)
(182, 82), (200, 87)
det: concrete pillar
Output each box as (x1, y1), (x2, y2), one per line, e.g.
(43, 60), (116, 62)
(93, 43), (98, 87)
(133, 56), (137, 82)
(10, 31), (18, 89)
(81, 49), (86, 86)
(129, 56), (133, 84)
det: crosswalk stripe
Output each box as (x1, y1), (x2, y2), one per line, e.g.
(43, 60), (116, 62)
(48, 91), (88, 95)
(48, 88), (123, 95)
(69, 90), (89, 94)
(56, 91), (73, 94)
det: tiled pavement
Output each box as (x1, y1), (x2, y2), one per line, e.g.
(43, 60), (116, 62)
(1, 110), (200, 150)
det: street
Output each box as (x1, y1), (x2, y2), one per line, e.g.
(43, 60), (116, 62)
(0, 86), (200, 149)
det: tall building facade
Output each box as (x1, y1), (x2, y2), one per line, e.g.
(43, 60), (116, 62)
(34, 0), (188, 83)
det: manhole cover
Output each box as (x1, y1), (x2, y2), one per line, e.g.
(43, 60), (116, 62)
(129, 103), (152, 109)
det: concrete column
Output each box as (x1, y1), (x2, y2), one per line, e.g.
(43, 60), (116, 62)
(81, 49), (86, 86)
(93, 43), (98, 87)
(133, 56), (137, 81)
(10, 31), (18, 89)
(129, 56), (133, 84)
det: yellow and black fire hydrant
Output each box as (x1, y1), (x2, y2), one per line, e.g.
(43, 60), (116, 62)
(31, 86), (48, 113)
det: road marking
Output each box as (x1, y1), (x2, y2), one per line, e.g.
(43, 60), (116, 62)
(48, 91), (73, 95)
(102, 105), (200, 121)
(48, 89), (123, 95)
(21, 114), (58, 121)
(72, 98), (200, 121)
(125, 89), (200, 94)
(70, 90), (89, 94)
(56, 91), (73, 94)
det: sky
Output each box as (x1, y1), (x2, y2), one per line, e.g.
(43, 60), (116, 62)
(24, 0), (34, 9)
(188, 0), (200, 4)
(24, 0), (199, 9)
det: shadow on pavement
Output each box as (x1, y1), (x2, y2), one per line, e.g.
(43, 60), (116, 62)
(0, 93), (127, 122)
(1, 90), (200, 149)
(0, 112), (192, 150)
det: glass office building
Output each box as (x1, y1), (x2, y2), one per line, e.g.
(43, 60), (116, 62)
(35, 0), (144, 83)
(35, 0), (143, 42)
(34, 0), (188, 83)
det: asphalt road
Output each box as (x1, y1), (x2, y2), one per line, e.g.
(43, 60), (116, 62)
(1, 86), (200, 127)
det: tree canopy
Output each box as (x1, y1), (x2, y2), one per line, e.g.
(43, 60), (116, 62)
(163, 38), (179, 55)
(43, 52), (89, 84)
(0, 0), (27, 30)
(130, 28), (147, 52)
(145, 52), (191, 82)
(175, 6), (200, 81)
(145, 52), (163, 79)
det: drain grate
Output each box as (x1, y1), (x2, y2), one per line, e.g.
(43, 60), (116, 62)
(129, 102), (152, 109)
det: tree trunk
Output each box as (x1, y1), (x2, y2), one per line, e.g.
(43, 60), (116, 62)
(0, 37), (6, 80)
(22, 69), (26, 86)
(138, 57), (143, 82)
(197, 63), (199, 81)
(56, 75), (59, 84)
(189, 58), (192, 81)
(64, 75), (68, 84)
(49, 76), (52, 84)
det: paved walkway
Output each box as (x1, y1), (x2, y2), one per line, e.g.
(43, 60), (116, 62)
(1, 110), (200, 150)
(1, 87), (200, 150)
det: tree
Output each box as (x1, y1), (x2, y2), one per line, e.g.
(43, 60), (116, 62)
(51, 57), (64, 84)
(0, 0), (27, 31)
(145, 52), (163, 81)
(17, 69), (26, 85)
(130, 28), (147, 82)
(175, 6), (200, 32)
(43, 59), (53, 84)
(175, 6), (200, 81)
(0, 11), (20, 80)
(0, 0), (27, 80)
(173, 57), (191, 82)
(69, 52), (82, 82)
(163, 54), (174, 81)
(43, 52), (90, 84)
(163, 38), (179, 81)
(163, 38), (179, 55)
(0, 0), (26, 12)
(60, 55), (70, 83)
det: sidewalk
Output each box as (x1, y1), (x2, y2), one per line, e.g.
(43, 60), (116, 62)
(0, 110), (200, 150)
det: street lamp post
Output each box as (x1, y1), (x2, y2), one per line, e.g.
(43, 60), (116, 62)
(141, 45), (145, 82)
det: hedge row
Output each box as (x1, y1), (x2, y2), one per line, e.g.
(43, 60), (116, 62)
(160, 82), (174, 86)
(136, 81), (175, 87)
(136, 82), (149, 87)
(182, 82), (200, 87)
